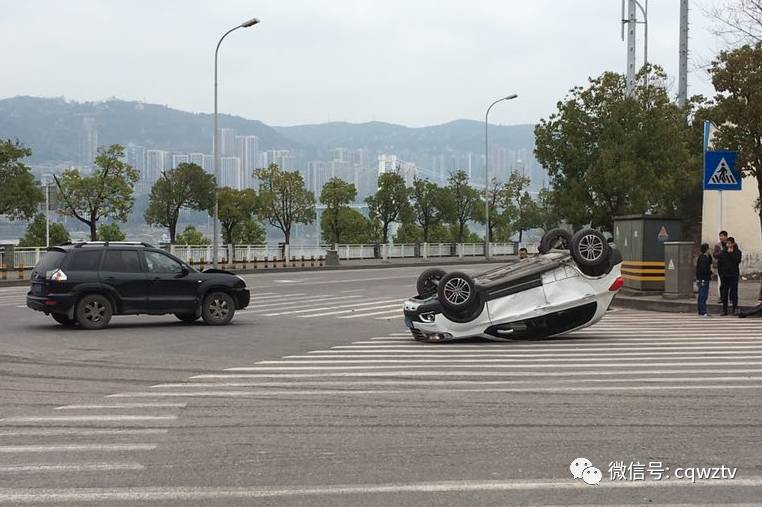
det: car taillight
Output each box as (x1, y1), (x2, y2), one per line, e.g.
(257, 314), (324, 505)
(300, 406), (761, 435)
(608, 276), (624, 292)
(46, 269), (67, 282)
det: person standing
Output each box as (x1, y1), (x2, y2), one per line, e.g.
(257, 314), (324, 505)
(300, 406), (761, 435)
(717, 236), (742, 316)
(696, 243), (713, 317)
(712, 230), (729, 302)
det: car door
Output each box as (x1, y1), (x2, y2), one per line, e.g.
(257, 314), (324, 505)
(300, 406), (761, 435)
(99, 249), (148, 313)
(143, 250), (199, 313)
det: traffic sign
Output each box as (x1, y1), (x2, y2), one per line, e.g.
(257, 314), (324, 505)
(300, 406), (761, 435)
(704, 151), (741, 191)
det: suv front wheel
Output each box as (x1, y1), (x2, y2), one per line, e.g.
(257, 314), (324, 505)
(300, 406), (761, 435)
(76, 294), (113, 330)
(202, 292), (235, 326)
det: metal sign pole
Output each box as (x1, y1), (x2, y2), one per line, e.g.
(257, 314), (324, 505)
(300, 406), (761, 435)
(45, 184), (50, 248)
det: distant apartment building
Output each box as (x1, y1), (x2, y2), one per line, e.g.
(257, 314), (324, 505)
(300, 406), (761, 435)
(79, 116), (98, 166)
(171, 153), (189, 169)
(235, 135), (260, 189)
(220, 156), (242, 189)
(125, 143), (146, 175)
(307, 160), (331, 197)
(145, 149), (168, 183)
(189, 152), (205, 168)
(259, 149), (295, 171)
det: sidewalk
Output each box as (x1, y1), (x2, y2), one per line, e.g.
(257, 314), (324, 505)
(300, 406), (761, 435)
(613, 280), (761, 314)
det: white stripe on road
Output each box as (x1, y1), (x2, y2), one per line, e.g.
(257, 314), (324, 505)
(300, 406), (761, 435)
(0, 429), (168, 437)
(0, 415), (177, 423)
(291, 346), (762, 356)
(297, 303), (403, 318)
(54, 403), (186, 410)
(1, 478), (762, 503)
(0, 463), (144, 474)
(339, 308), (405, 319)
(0, 444), (157, 453)
(249, 295), (362, 310)
(263, 299), (403, 317)
(105, 385), (762, 397)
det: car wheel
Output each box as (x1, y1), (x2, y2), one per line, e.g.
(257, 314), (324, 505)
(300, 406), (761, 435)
(539, 228), (573, 254)
(75, 294), (113, 330)
(416, 268), (446, 298)
(51, 313), (77, 327)
(175, 313), (199, 323)
(571, 229), (611, 268)
(202, 292), (235, 326)
(437, 271), (477, 312)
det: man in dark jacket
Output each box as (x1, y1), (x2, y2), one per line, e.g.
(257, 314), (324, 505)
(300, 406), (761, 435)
(696, 243), (713, 316)
(739, 283), (762, 318)
(717, 236), (742, 316)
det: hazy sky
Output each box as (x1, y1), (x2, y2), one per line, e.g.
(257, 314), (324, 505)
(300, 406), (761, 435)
(1, 0), (724, 127)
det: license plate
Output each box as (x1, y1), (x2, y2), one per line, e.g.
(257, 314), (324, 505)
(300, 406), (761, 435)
(405, 317), (414, 329)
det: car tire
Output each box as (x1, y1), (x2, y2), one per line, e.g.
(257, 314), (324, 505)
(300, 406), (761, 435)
(201, 291), (235, 326)
(175, 313), (199, 323)
(75, 294), (113, 330)
(571, 229), (611, 268)
(51, 313), (77, 327)
(437, 271), (477, 312)
(539, 228), (573, 254)
(416, 268), (446, 298)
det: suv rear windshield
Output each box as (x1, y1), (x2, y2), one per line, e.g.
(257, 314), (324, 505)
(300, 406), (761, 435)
(31, 250), (66, 277)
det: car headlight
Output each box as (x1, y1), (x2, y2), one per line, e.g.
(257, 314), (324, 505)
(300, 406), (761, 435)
(419, 312), (436, 323)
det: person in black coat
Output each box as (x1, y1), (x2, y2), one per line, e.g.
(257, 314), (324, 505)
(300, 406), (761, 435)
(717, 236), (742, 316)
(739, 283), (762, 318)
(696, 243), (713, 316)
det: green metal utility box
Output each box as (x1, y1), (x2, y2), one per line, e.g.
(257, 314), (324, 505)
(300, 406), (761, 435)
(613, 216), (683, 292)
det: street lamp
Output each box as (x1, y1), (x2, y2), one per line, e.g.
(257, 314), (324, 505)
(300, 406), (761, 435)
(213, 17), (260, 268)
(484, 94), (518, 258)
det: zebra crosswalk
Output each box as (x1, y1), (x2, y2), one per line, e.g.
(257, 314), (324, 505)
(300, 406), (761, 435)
(243, 290), (405, 320)
(107, 309), (762, 398)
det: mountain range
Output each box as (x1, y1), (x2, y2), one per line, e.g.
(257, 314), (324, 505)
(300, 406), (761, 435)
(0, 96), (537, 165)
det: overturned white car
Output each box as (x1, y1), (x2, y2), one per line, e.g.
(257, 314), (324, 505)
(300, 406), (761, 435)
(403, 228), (624, 342)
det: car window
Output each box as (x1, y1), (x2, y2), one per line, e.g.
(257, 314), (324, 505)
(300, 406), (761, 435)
(65, 250), (102, 271)
(144, 251), (183, 274)
(102, 250), (142, 273)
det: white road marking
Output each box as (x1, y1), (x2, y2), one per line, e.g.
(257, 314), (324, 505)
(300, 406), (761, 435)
(0, 444), (157, 453)
(54, 403), (186, 410)
(0, 463), (144, 474)
(341, 289), (366, 293)
(248, 295), (362, 310)
(2, 478), (762, 503)
(0, 415), (177, 423)
(265, 299), (403, 317)
(104, 385), (762, 397)
(248, 293), (306, 301)
(0, 429), (168, 437)
(299, 303), (402, 318)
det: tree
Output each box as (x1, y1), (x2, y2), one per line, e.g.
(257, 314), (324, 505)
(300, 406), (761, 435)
(17, 214), (70, 247)
(144, 163), (215, 243)
(365, 172), (411, 244)
(499, 172), (540, 243)
(231, 219), (266, 244)
(711, 0), (762, 44)
(175, 225), (210, 245)
(320, 208), (373, 244)
(535, 188), (564, 232)
(408, 178), (452, 243)
(0, 139), (43, 219)
(320, 178), (357, 244)
(256, 164), (315, 244)
(54, 145), (139, 240)
(447, 170), (480, 243)
(216, 187), (258, 245)
(479, 177), (504, 242)
(710, 43), (762, 247)
(97, 223), (125, 241)
(534, 67), (699, 232)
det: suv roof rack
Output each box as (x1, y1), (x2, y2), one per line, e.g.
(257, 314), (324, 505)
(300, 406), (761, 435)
(72, 241), (155, 248)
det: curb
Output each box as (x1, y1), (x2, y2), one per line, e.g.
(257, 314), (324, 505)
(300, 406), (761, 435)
(0, 258), (510, 288)
(612, 296), (753, 314)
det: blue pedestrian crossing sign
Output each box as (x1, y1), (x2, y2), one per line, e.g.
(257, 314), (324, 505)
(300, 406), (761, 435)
(704, 151), (741, 191)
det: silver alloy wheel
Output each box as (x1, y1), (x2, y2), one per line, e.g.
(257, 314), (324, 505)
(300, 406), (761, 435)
(442, 277), (471, 305)
(208, 297), (230, 321)
(83, 300), (106, 323)
(578, 233), (605, 262)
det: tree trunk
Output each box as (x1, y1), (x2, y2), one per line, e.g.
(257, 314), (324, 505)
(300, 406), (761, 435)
(284, 228), (291, 245)
(382, 223), (389, 244)
(169, 222), (177, 244)
(459, 221), (465, 243)
(519, 229), (524, 243)
(90, 221), (97, 241)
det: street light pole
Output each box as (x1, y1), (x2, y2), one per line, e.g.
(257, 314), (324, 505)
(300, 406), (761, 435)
(213, 17), (260, 268)
(484, 94), (517, 258)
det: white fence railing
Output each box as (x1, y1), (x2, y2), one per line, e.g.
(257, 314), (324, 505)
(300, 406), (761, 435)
(2, 242), (519, 269)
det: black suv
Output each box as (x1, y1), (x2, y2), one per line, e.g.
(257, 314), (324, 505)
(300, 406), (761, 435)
(26, 242), (250, 329)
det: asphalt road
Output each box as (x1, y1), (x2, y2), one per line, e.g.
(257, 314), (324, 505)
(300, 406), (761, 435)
(1, 263), (762, 505)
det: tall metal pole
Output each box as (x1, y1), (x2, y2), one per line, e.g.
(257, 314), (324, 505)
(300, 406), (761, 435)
(678, 0), (689, 107)
(213, 18), (259, 268)
(626, 0), (637, 96)
(484, 95), (517, 258)
(45, 183), (50, 248)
